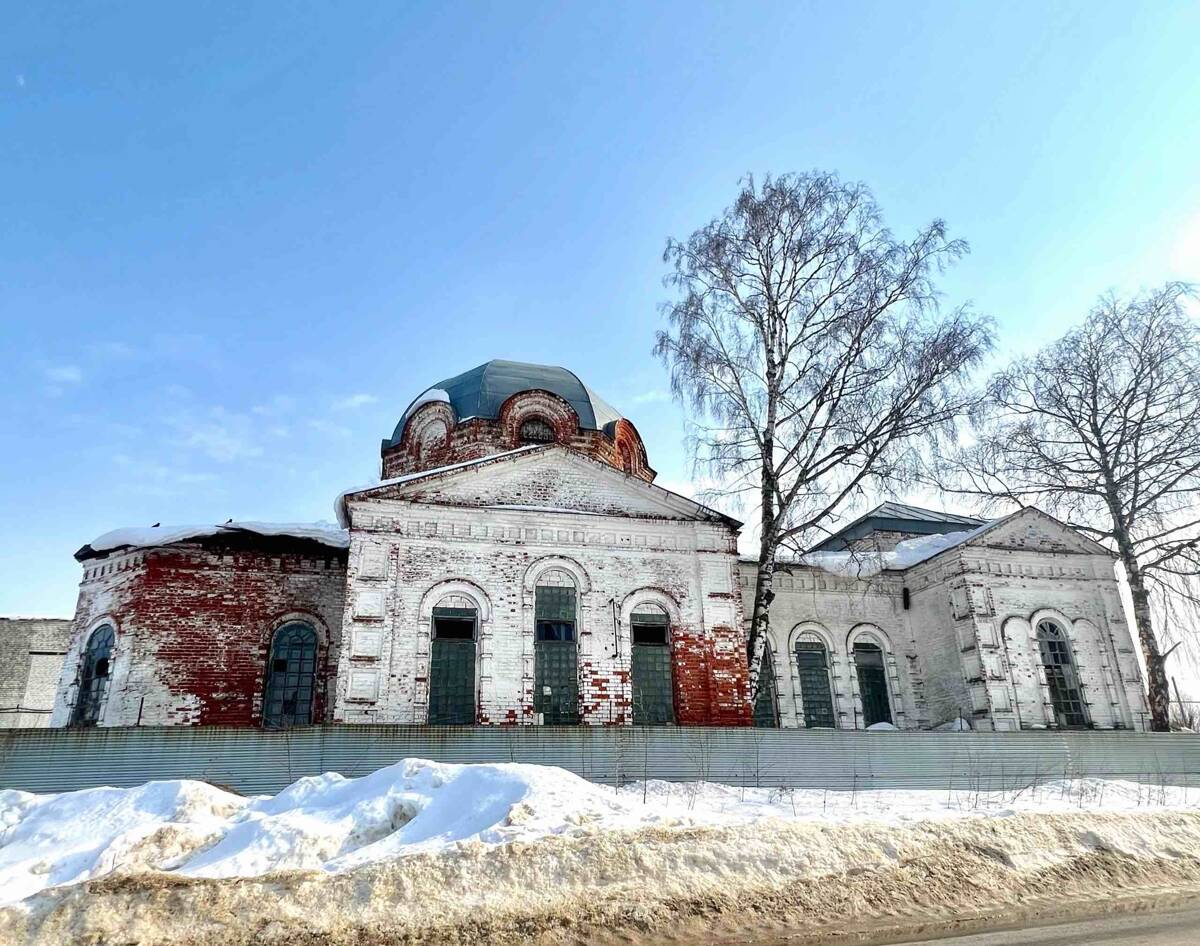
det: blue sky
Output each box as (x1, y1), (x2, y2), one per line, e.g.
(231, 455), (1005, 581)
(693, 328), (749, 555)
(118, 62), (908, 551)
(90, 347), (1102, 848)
(3, 1), (1199, 617)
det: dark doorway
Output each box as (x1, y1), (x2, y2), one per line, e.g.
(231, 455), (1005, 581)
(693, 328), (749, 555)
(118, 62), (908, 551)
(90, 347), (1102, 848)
(630, 608), (674, 725)
(853, 642), (892, 727)
(429, 607), (478, 724)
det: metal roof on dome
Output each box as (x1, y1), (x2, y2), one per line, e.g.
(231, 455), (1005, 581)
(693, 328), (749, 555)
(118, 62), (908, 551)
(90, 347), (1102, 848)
(386, 360), (625, 447)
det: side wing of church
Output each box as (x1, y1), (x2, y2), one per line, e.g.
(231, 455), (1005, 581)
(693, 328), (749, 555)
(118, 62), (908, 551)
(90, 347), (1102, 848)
(50, 360), (1151, 732)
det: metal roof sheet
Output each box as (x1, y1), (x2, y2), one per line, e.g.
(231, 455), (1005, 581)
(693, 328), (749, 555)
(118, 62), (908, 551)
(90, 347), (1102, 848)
(387, 360), (624, 447)
(811, 501), (988, 552)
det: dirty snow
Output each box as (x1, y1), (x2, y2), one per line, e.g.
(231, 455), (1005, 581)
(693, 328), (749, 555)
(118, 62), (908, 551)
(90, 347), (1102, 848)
(1, 758), (1197, 910)
(86, 521), (349, 554)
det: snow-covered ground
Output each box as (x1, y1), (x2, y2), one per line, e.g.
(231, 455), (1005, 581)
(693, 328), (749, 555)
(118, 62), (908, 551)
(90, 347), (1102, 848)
(1, 758), (1196, 910)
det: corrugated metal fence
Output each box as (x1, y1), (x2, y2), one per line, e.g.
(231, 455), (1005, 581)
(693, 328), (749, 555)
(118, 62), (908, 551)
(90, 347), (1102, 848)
(1, 725), (1198, 795)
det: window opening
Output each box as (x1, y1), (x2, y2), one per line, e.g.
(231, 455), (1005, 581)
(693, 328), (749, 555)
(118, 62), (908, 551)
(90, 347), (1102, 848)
(519, 417), (556, 444)
(429, 604), (478, 725)
(753, 645), (780, 727)
(70, 625), (114, 727)
(534, 579), (579, 723)
(853, 642), (892, 727)
(630, 607), (673, 725)
(263, 623), (318, 728)
(1037, 620), (1090, 728)
(795, 638), (836, 728)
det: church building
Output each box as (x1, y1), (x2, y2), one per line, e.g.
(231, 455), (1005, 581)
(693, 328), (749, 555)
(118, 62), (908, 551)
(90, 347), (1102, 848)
(51, 360), (1151, 732)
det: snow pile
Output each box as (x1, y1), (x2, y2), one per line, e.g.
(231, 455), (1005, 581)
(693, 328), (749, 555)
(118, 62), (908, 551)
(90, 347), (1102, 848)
(801, 523), (993, 577)
(0, 760), (664, 906)
(3, 762), (1200, 946)
(1, 759), (1198, 911)
(85, 520), (349, 555)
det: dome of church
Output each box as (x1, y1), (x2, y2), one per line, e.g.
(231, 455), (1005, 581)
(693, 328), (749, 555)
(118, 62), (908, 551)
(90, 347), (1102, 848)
(385, 359), (624, 447)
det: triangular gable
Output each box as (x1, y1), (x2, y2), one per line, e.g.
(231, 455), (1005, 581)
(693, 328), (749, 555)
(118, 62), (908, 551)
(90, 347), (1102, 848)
(929, 506), (1113, 562)
(340, 445), (740, 526)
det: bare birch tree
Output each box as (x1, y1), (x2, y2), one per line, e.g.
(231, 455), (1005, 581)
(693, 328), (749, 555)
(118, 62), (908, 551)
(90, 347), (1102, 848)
(654, 172), (993, 699)
(941, 284), (1200, 730)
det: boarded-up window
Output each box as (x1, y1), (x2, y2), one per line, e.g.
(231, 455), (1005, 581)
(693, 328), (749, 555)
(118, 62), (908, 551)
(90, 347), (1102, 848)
(70, 625), (114, 728)
(753, 646), (780, 727)
(535, 575), (578, 724)
(795, 638), (836, 728)
(631, 606), (673, 725)
(1037, 621), (1089, 728)
(429, 604), (477, 725)
(853, 642), (892, 727)
(263, 623), (318, 728)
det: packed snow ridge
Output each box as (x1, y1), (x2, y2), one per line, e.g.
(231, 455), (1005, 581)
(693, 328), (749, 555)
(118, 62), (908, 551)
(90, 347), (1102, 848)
(1, 758), (1196, 909)
(85, 520), (350, 554)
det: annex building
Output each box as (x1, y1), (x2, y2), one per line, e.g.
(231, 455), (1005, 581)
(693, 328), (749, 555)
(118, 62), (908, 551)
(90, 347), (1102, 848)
(49, 360), (1151, 732)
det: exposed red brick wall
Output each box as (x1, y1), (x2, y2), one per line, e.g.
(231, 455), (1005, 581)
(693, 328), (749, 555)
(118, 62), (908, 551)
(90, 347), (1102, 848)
(68, 535), (346, 727)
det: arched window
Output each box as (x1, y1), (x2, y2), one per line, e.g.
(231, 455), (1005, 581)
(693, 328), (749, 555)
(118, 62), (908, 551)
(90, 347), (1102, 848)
(519, 417), (556, 444)
(70, 624), (115, 727)
(429, 594), (478, 725)
(263, 622), (318, 728)
(630, 602), (673, 725)
(534, 570), (579, 724)
(795, 636), (836, 728)
(753, 645), (780, 727)
(853, 641), (892, 727)
(1037, 620), (1089, 728)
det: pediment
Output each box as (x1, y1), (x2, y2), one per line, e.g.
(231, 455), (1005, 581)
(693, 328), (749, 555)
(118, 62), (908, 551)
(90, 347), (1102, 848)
(343, 446), (737, 525)
(961, 508), (1111, 557)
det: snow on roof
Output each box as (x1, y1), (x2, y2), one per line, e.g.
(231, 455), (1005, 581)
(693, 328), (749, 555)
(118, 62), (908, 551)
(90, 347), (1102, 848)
(80, 520), (350, 559)
(798, 523), (993, 578)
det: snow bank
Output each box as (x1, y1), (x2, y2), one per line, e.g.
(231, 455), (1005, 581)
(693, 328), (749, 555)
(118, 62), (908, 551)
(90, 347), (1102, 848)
(4, 761), (1200, 946)
(1, 759), (1197, 914)
(801, 523), (993, 577)
(85, 520), (349, 555)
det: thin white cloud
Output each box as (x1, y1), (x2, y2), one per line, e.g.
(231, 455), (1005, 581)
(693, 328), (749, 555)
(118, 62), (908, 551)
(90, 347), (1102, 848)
(332, 393), (378, 410)
(169, 407), (264, 463)
(309, 418), (352, 438)
(90, 340), (139, 360)
(15, 74), (25, 88)
(251, 394), (297, 417)
(44, 365), (83, 384)
(630, 390), (670, 405)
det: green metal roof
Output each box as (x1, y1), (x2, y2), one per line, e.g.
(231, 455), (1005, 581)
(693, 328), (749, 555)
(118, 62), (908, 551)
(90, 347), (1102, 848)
(386, 360), (624, 447)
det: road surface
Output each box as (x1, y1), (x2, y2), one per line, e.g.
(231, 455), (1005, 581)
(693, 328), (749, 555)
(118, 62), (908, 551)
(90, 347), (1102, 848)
(878, 905), (1200, 945)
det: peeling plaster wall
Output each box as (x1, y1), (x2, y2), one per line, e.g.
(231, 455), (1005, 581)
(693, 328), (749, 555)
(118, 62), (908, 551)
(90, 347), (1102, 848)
(51, 540), (346, 728)
(745, 565), (923, 730)
(0, 618), (71, 729)
(334, 498), (748, 726)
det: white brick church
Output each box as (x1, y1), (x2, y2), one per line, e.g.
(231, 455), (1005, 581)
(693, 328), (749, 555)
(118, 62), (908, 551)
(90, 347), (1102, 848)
(49, 360), (1150, 732)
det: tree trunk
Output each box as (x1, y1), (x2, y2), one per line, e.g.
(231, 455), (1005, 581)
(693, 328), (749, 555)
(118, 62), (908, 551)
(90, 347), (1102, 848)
(746, 447), (777, 704)
(1122, 550), (1171, 731)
